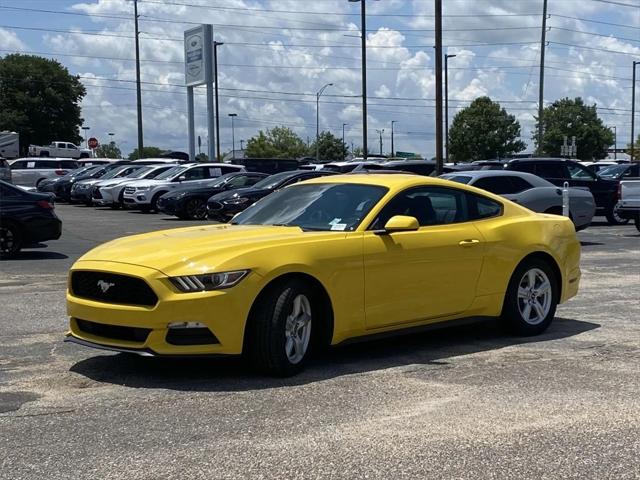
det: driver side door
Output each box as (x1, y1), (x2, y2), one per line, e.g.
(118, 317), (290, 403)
(362, 186), (485, 330)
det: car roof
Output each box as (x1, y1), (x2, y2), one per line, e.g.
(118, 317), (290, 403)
(303, 173), (464, 189)
(507, 157), (571, 163)
(441, 170), (552, 186)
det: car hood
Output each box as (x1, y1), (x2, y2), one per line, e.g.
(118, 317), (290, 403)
(209, 187), (271, 202)
(76, 179), (102, 187)
(96, 177), (134, 187)
(76, 224), (339, 276)
(166, 185), (223, 198)
(121, 179), (168, 188)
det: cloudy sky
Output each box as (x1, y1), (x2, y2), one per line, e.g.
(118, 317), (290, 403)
(1, 0), (638, 158)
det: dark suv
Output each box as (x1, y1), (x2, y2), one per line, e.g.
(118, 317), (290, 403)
(505, 158), (623, 224)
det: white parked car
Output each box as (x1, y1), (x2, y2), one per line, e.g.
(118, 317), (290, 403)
(70, 164), (146, 205)
(8, 157), (79, 187)
(94, 164), (179, 208)
(122, 163), (244, 212)
(29, 141), (92, 159)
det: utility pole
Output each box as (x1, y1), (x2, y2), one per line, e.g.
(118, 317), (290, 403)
(445, 54), (456, 161)
(229, 113), (237, 161)
(612, 125), (617, 160)
(316, 83), (333, 162)
(133, 0), (144, 156)
(342, 123), (348, 161)
(391, 120), (397, 157)
(434, 0), (443, 174)
(632, 61), (639, 162)
(240, 139), (244, 152)
(349, 0), (376, 161)
(376, 129), (384, 155)
(537, 0), (549, 155)
(213, 41), (224, 161)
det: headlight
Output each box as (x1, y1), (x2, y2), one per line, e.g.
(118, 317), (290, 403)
(224, 197), (249, 205)
(136, 186), (151, 191)
(169, 270), (250, 292)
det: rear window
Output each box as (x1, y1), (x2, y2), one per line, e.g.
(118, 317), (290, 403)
(60, 160), (79, 169)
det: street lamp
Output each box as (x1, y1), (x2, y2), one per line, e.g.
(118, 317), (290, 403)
(445, 54), (456, 162)
(81, 126), (90, 148)
(632, 60), (639, 162)
(375, 128), (384, 155)
(349, 0), (378, 161)
(228, 113), (237, 161)
(610, 125), (617, 160)
(342, 123), (348, 161)
(214, 41), (224, 161)
(316, 83), (334, 162)
(391, 120), (397, 157)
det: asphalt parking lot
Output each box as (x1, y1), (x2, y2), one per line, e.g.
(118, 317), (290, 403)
(1, 204), (639, 479)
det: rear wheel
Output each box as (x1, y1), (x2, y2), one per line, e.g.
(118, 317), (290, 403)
(605, 203), (629, 225)
(185, 198), (207, 220)
(500, 258), (558, 336)
(246, 279), (318, 376)
(0, 223), (23, 258)
(150, 192), (165, 213)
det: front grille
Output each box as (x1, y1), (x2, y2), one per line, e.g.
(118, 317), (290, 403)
(76, 319), (151, 343)
(71, 271), (158, 307)
(124, 186), (135, 194)
(166, 328), (219, 346)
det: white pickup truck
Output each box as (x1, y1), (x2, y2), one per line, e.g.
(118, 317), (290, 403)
(618, 178), (640, 232)
(29, 141), (91, 159)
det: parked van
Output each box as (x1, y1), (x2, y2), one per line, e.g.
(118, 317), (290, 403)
(8, 158), (79, 187)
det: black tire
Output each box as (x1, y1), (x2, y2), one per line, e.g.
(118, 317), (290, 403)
(245, 279), (320, 377)
(605, 204), (630, 225)
(500, 258), (559, 336)
(635, 216), (640, 233)
(184, 198), (207, 220)
(150, 192), (165, 213)
(140, 205), (151, 213)
(0, 222), (23, 258)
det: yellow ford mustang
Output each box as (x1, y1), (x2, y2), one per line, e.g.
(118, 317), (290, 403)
(66, 174), (581, 376)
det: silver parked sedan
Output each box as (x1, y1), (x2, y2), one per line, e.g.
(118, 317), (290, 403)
(441, 170), (595, 231)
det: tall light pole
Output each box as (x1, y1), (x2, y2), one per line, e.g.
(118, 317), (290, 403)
(133, 0), (143, 156)
(228, 113), (237, 161)
(240, 139), (244, 153)
(537, 0), (549, 155)
(434, 0), (444, 174)
(81, 126), (90, 148)
(315, 83), (333, 162)
(632, 60), (639, 162)
(342, 123), (348, 161)
(611, 125), (617, 160)
(213, 41), (224, 161)
(375, 128), (384, 155)
(349, 0), (378, 161)
(391, 120), (397, 157)
(444, 54), (456, 161)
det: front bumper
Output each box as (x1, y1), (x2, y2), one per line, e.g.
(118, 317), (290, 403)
(66, 260), (258, 356)
(616, 206), (640, 220)
(70, 189), (92, 202)
(123, 191), (151, 207)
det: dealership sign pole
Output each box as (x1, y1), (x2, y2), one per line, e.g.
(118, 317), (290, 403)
(185, 25), (214, 162)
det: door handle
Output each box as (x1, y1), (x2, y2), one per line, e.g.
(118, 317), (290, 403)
(459, 239), (481, 247)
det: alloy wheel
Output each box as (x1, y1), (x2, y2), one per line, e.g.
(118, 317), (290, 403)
(517, 268), (552, 325)
(284, 294), (312, 364)
(186, 199), (207, 220)
(0, 226), (15, 254)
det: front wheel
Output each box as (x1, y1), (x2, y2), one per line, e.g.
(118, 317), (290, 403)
(605, 203), (630, 225)
(635, 216), (640, 233)
(500, 259), (558, 336)
(185, 198), (207, 220)
(246, 280), (317, 376)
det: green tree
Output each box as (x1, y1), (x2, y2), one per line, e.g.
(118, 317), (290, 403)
(309, 131), (348, 161)
(95, 141), (122, 159)
(0, 54), (86, 154)
(245, 126), (308, 158)
(626, 133), (640, 152)
(535, 97), (614, 160)
(128, 146), (164, 160)
(448, 96), (526, 161)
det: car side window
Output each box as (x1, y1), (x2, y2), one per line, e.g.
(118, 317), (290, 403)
(567, 163), (595, 181)
(227, 175), (253, 188)
(10, 161), (27, 169)
(535, 163), (568, 179)
(183, 167), (207, 180)
(509, 176), (534, 193)
(220, 166), (241, 174)
(473, 176), (518, 195)
(245, 175), (266, 186)
(370, 186), (470, 229)
(281, 175), (309, 187)
(510, 162), (536, 174)
(467, 193), (503, 220)
(60, 161), (78, 169)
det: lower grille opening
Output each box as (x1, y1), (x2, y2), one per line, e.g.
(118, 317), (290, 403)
(166, 327), (219, 346)
(76, 319), (151, 343)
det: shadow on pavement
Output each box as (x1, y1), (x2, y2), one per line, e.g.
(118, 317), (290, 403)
(4, 250), (68, 260)
(69, 317), (599, 392)
(580, 241), (605, 247)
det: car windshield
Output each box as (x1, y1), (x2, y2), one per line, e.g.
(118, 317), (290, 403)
(251, 171), (301, 190)
(64, 166), (93, 178)
(128, 166), (154, 178)
(232, 183), (388, 232)
(441, 175), (473, 184)
(154, 166), (187, 180)
(598, 165), (628, 178)
(203, 173), (237, 188)
(98, 165), (131, 180)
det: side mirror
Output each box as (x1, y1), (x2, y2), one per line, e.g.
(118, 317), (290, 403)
(177, 175), (186, 182)
(383, 215), (420, 233)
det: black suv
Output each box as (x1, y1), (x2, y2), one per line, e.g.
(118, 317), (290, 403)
(505, 158), (623, 224)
